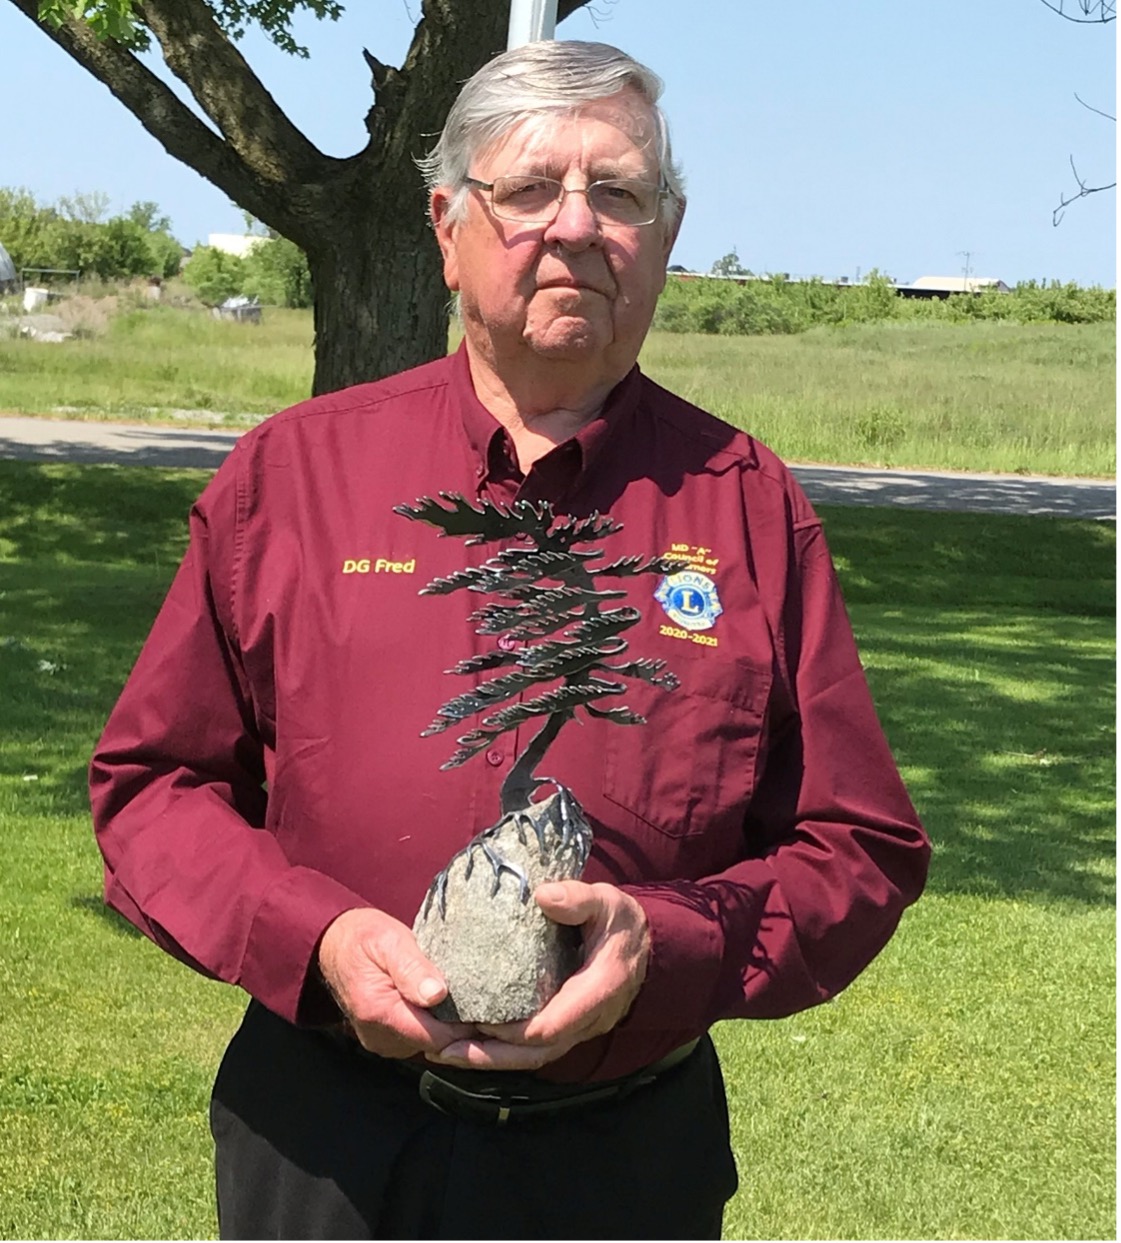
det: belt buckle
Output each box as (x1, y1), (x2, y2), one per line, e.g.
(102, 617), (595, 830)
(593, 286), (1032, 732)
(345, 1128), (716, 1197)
(417, 1070), (515, 1126)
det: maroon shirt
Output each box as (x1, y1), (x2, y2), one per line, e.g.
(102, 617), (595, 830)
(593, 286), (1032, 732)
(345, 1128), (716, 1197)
(90, 344), (929, 1082)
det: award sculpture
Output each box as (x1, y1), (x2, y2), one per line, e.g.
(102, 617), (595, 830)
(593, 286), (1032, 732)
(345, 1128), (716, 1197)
(394, 493), (680, 1023)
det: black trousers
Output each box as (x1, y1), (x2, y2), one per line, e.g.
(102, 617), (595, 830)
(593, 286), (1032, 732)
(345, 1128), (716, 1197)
(210, 1003), (739, 1240)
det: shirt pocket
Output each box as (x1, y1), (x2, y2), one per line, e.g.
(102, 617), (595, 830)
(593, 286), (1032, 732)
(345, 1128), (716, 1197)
(602, 654), (772, 840)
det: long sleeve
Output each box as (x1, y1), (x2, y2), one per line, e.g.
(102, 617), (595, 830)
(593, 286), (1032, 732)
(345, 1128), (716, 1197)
(89, 454), (366, 1025)
(620, 517), (929, 1034)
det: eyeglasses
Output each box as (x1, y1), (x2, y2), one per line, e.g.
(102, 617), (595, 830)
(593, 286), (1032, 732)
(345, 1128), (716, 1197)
(464, 175), (667, 227)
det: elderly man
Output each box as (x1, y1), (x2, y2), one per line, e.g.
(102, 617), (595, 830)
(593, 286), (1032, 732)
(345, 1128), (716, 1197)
(91, 39), (929, 1241)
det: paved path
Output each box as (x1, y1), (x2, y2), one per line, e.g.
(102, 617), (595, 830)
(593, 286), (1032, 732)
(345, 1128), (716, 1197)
(0, 414), (1114, 520)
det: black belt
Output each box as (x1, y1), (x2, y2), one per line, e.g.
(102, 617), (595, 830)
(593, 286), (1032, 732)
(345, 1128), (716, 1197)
(401, 1038), (702, 1126)
(324, 1024), (703, 1126)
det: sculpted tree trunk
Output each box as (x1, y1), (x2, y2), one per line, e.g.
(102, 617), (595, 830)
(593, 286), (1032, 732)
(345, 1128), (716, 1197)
(8, 0), (591, 395)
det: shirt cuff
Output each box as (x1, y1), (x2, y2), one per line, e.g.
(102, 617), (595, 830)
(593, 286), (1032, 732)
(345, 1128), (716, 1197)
(243, 866), (371, 1026)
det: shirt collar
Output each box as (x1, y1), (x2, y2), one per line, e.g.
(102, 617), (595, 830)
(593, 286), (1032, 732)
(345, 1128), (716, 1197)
(451, 340), (643, 504)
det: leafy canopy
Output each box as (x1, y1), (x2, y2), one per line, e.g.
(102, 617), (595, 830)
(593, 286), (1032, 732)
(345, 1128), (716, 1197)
(37, 0), (344, 56)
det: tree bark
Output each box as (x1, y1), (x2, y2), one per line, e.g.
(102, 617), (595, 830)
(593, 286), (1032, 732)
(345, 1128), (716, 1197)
(7, 0), (592, 396)
(308, 201), (450, 396)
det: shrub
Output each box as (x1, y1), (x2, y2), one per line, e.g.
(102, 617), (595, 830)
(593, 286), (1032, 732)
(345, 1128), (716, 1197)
(182, 246), (247, 306)
(242, 236), (312, 308)
(654, 271), (1114, 336)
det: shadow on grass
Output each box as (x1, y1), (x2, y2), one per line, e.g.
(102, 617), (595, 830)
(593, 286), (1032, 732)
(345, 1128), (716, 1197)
(0, 459), (208, 566)
(68, 895), (146, 938)
(818, 505), (1116, 910)
(0, 466), (1114, 914)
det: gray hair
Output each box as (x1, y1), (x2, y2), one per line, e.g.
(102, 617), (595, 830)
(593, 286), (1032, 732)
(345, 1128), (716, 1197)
(417, 40), (685, 230)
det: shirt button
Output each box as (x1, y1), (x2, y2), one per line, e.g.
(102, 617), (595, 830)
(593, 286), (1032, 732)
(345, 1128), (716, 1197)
(497, 635), (518, 652)
(485, 749), (504, 767)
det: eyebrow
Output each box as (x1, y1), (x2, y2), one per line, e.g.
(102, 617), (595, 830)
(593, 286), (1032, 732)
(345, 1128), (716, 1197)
(507, 162), (654, 182)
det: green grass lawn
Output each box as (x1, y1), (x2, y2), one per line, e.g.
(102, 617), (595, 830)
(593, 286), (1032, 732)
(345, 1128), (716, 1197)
(0, 462), (1114, 1239)
(0, 305), (1114, 477)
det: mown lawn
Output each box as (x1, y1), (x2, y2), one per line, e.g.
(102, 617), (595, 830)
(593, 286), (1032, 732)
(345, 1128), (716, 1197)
(0, 461), (1114, 1239)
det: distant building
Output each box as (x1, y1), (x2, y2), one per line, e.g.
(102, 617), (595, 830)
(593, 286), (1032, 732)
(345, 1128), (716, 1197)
(207, 233), (269, 258)
(896, 275), (1011, 299)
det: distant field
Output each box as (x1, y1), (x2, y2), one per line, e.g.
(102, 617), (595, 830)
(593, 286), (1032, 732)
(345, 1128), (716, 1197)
(0, 306), (1114, 477)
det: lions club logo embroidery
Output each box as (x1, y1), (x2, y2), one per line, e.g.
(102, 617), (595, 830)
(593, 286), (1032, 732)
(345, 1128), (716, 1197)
(655, 570), (723, 632)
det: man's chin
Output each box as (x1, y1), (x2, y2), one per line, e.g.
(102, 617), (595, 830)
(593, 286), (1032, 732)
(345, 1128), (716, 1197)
(523, 317), (610, 361)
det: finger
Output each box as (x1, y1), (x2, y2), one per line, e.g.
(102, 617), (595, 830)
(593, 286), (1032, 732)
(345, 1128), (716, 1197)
(354, 1000), (475, 1056)
(372, 933), (449, 1009)
(533, 879), (599, 924)
(428, 1037), (565, 1072)
(474, 1017), (544, 1044)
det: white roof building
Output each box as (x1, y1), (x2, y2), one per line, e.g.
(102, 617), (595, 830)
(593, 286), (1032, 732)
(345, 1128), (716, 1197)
(908, 275), (1011, 294)
(207, 233), (269, 258)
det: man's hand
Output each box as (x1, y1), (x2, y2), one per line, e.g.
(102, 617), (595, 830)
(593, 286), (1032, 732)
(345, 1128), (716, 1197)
(427, 880), (650, 1072)
(317, 907), (477, 1059)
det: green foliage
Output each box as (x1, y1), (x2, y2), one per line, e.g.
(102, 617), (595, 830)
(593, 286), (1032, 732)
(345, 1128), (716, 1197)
(241, 236), (312, 308)
(37, 0), (345, 58)
(709, 248), (751, 278)
(126, 200), (172, 234)
(656, 269), (1116, 336)
(0, 186), (180, 281)
(144, 230), (185, 280)
(181, 246), (247, 306)
(37, 0), (147, 48)
(180, 238), (311, 308)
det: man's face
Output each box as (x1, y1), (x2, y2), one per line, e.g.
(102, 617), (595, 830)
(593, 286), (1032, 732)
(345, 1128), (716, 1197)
(432, 91), (681, 387)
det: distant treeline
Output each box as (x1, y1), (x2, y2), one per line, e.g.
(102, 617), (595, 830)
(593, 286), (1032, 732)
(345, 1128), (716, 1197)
(0, 188), (182, 282)
(655, 271), (1116, 335)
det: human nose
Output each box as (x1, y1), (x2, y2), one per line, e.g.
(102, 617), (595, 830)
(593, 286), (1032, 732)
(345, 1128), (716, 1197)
(543, 185), (602, 250)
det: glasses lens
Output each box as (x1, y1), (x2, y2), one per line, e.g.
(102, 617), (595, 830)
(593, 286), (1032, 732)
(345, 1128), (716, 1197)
(489, 177), (563, 221)
(589, 180), (661, 225)
(486, 177), (663, 225)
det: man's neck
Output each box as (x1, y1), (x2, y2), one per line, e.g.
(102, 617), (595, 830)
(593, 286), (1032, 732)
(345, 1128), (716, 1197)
(463, 338), (628, 473)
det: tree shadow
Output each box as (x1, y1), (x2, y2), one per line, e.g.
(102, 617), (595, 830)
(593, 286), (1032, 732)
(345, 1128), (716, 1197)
(797, 466), (1115, 521)
(820, 505), (1115, 909)
(0, 428), (239, 473)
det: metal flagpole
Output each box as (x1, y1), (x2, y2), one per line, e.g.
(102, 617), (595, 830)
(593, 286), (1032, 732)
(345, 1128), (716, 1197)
(507, 0), (558, 48)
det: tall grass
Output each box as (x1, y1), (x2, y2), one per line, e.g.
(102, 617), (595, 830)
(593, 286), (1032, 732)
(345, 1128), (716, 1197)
(0, 305), (1114, 476)
(0, 304), (313, 424)
(639, 322), (1116, 477)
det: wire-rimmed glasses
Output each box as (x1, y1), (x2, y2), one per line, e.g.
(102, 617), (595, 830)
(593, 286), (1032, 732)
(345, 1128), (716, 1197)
(464, 175), (667, 227)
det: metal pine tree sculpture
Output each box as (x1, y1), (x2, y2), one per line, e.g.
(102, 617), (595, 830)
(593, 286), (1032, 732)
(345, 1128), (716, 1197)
(395, 492), (681, 1022)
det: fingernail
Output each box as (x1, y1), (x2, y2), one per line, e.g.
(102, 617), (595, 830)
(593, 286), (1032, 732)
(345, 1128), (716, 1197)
(419, 978), (443, 1003)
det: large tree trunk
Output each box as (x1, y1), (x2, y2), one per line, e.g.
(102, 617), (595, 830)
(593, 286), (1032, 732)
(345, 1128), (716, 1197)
(309, 197), (449, 396)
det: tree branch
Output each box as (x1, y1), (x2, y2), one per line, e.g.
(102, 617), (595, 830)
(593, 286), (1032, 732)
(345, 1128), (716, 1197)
(137, 0), (327, 183)
(8, 0), (335, 239)
(1039, 0), (1116, 21)
(1074, 91), (1116, 121)
(1052, 156), (1117, 225)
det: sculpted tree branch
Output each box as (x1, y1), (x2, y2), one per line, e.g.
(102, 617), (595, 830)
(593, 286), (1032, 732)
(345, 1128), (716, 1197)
(396, 493), (681, 816)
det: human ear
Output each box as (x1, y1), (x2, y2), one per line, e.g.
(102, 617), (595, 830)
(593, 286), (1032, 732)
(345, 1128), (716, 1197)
(430, 188), (460, 292)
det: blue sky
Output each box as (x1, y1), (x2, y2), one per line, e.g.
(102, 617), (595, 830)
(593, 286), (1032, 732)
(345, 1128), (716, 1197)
(1, 0), (1115, 286)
